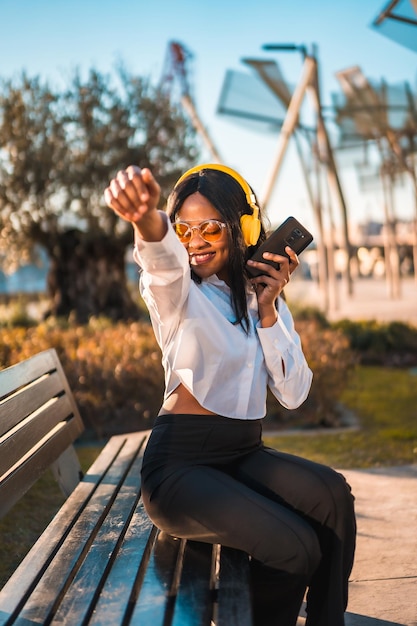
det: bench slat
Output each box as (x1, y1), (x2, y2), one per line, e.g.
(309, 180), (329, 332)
(171, 541), (214, 626)
(0, 350), (58, 400)
(4, 434), (145, 624)
(0, 370), (67, 436)
(218, 547), (253, 626)
(89, 505), (157, 626)
(51, 450), (146, 624)
(0, 414), (84, 518)
(0, 432), (150, 624)
(128, 532), (183, 626)
(0, 393), (75, 477)
(0, 349), (84, 518)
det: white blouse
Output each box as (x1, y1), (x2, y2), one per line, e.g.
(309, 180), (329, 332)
(133, 212), (313, 419)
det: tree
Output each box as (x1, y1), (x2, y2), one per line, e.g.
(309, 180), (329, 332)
(0, 67), (198, 321)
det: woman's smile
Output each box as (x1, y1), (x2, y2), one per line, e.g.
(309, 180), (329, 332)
(177, 192), (230, 283)
(189, 251), (216, 266)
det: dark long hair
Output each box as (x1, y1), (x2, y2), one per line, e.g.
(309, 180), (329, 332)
(166, 168), (268, 333)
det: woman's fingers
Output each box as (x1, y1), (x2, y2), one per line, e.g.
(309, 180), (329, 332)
(285, 246), (300, 274)
(104, 166), (160, 224)
(249, 246), (302, 302)
(138, 167), (161, 204)
(117, 169), (142, 206)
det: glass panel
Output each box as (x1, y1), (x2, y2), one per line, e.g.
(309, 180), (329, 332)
(372, 0), (417, 53)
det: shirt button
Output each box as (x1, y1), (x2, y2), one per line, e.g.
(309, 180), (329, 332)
(247, 362), (253, 368)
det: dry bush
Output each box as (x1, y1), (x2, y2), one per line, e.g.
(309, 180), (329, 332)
(1, 314), (356, 438)
(265, 318), (357, 431)
(0, 318), (164, 439)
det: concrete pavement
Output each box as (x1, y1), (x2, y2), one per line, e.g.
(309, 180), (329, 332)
(343, 464), (417, 626)
(285, 276), (417, 327)
(296, 465), (417, 625)
(287, 275), (417, 624)
(297, 465), (417, 626)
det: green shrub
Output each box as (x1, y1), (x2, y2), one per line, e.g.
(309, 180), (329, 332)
(333, 319), (417, 366)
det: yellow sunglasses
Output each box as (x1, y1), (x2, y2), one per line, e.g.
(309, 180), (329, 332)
(173, 219), (227, 243)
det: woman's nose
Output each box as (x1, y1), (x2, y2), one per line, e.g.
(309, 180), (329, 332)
(188, 228), (207, 245)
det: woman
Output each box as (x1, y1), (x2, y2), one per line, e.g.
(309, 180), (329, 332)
(104, 163), (356, 626)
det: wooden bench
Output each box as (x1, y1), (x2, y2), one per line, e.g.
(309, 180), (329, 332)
(0, 349), (253, 625)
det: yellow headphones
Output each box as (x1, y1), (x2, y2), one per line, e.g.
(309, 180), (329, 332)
(174, 163), (261, 246)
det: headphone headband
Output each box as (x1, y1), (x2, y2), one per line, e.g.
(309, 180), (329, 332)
(174, 163), (261, 246)
(174, 163), (258, 211)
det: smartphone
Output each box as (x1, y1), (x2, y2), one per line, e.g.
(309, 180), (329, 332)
(248, 216), (313, 277)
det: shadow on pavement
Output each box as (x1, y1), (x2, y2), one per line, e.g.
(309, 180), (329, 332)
(346, 614), (406, 626)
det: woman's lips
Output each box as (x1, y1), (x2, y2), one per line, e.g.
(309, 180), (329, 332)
(190, 252), (215, 266)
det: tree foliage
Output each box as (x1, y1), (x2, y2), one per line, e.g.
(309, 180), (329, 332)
(0, 66), (198, 320)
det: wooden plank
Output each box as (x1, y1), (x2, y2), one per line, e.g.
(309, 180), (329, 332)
(89, 503), (157, 626)
(6, 434), (144, 625)
(0, 481), (94, 625)
(0, 347), (84, 517)
(0, 393), (76, 477)
(128, 532), (183, 626)
(0, 369), (65, 435)
(217, 547), (253, 626)
(82, 432), (149, 487)
(0, 415), (84, 518)
(0, 433), (148, 623)
(50, 448), (146, 624)
(0, 348), (83, 439)
(0, 349), (57, 400)
(171, 541), (214, 626)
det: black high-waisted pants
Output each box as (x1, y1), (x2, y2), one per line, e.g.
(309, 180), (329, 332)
(141, 414), (356, 626)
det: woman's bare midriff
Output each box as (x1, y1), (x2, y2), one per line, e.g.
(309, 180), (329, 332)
(158, 383), (216, 416)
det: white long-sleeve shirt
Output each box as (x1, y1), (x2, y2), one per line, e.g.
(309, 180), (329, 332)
(133, 212), (313, 419)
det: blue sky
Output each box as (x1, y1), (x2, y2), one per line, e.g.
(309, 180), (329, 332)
(1, 0), (416, 229)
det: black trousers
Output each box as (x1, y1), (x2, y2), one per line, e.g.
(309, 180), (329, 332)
(141, 414), (356, 626)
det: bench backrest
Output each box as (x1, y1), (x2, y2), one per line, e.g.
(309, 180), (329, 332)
(0, 348), (85, 518)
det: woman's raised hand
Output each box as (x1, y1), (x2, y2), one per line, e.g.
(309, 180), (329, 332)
(104, 166), (161, 224)
(105, 166), (167, 241)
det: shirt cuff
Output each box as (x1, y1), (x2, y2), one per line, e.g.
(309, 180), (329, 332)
(133, 212), (188, 272)
(257, 317), (294, 357)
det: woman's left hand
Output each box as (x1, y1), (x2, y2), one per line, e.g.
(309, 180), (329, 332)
(247, 246), (299, 325)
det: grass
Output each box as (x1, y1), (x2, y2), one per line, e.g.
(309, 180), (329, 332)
(1, 365), (416, 589)
(264, 365), (417, 468)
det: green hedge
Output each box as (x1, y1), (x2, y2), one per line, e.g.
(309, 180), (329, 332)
(332, 319), (417, 366)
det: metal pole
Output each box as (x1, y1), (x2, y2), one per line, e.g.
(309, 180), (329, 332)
(307, 61), (354, 296)
(260, 56), (316, 209)
(180, 96), (223, 163)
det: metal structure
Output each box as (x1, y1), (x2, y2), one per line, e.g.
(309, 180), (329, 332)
(372, 0), (417, 53)
(333, 66), (417, 292)
(161, 41), (222, 163)
(218, 44), (355, 308)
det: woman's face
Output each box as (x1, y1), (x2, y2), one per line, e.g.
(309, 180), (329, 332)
(176, 192), (230, 284)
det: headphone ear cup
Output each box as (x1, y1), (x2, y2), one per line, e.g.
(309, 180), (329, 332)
(240, 213), (261, 246)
